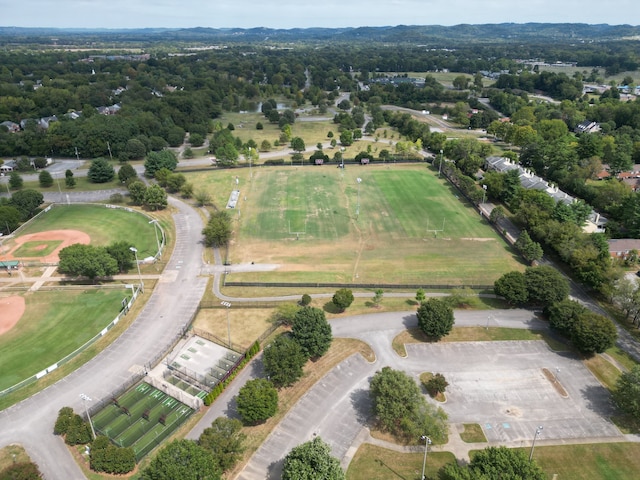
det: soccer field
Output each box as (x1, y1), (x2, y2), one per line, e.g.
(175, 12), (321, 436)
(220, 164), (523, 285)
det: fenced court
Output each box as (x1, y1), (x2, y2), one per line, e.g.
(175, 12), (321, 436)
(92, 382), (194, 461)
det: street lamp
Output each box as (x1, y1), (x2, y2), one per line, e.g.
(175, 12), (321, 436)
(79, 393), (96, 439)
(529, 425), (543, 462)
(438, 149), (444, 177)
(221, 301), (232, 348)
(482, 184), (487, 204)
(420, 435), (432, 480)
(130, 247), (143, 293)
(149, 219), (161, 257)
(356, 177), (362, 220)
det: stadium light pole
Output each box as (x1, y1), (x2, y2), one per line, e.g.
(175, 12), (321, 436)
(482, 184), (487, 204)
(130, 247), (143, 293)
(529, 425), (543, 462)
(438, 149), (443, 177)
(356, 177), (362, 220)
(149, 219), (161, 256)
(79, 393), (96, 440)
(221, 301), (232, 348)
(420, 435), (432, 480)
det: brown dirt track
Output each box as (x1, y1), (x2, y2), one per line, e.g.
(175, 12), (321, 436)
(3, 230), (90, 263)
(0, 296), (25, 335)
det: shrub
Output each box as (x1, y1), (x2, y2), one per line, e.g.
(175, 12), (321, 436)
(423, 373), (449, 397)
(300, 294), (312, 306)
(332, 288), (354, 312)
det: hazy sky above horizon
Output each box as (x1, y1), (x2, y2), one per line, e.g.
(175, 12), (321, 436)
(1, 0), (637, 29)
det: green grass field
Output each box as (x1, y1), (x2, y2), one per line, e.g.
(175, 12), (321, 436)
(15, 204), (158, 258)
(0, 289), (126, 391)
(12, 240), (61, 257)
(206, 164), (522, 285)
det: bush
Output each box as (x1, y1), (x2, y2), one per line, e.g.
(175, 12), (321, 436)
(571, 312), (617, 355)
(38, 170), (53, 187)
(263, 158), (285, 166)
(332, 288), (354, 312)
(0, 462), (42, 480)
(87, 158), (115, 183)
(90, 435), (136, 474)
(109, 193), (124, 204)
(423, 373), (449, 397)
(54, 406), (75, 435)
(300, 294), (312, 306)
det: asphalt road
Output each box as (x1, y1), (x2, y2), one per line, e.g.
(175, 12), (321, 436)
(0, 196), (207, 479)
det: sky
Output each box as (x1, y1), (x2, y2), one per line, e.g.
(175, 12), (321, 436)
(1, 0), (638, 29)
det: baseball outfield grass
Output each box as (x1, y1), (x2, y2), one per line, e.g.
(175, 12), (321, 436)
(0, 289), (126, 392)
(16, 204), (158, 258)
(187, 164), (522, 285)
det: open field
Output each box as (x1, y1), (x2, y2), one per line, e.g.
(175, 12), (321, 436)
(13, 204), (158, 258)
(21, 175), (121, 193)
(195, 164), (521, 285)
(0, 289), (126, 391)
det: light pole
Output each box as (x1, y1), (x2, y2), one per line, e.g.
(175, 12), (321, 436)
(438, 149), (443, 177)
(420, 435), (432, 480)
(482, 184), (487, 205)
(130, 247), (143, 293)
(149, 219), (161, 257)
(356, 177), (362, 220)
(529, 425), (543, 462)
(79, 393), (96, 439)
(221, 301), (232, 348)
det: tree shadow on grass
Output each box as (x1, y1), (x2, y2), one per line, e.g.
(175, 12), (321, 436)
(374, 458), (408, 479)
(323, 301), (342, 314)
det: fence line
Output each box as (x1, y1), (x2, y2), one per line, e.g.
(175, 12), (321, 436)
(0, 284), (142, 399)
(223, 281), (494, 291)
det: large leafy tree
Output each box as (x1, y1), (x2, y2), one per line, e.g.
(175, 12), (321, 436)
(38, 169), (53, 188)
(105, 241), (135, 273)
(58, 244), (118, 279)
(0, 205), (21, 235)
(369, 367), (448, 442)
(416, 298), (455, 340)
(524, 265), (569, 307)
(139, 440), (220, 480)
(143, 184), (168, 211)
(441, 446), (545, 480)
(545, 299), (587, 336)
(127, 181), (147, 206)
(144, 150), (178, 177)
(494, 271), (528, 305)
(281, 437), (345, 480)
(236, 379), (278, 425)
(202, 211), (232, 247)
(291, 306), (333, 359)
(613, 365), (640, 421)
(9, 189), (43, 220)
(87, 158), (115, 183)
(514, 230), (543, 263)
(198, 417), (246, 472)
(263, 335), (307, 388)
(570, 312), (617, 355)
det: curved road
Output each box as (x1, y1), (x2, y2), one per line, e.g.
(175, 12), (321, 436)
(0, 196), (207, 479)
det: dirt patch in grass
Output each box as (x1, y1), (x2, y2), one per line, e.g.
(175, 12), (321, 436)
(6, 229), (90, 263)
(0, 295), (25, 336)
(459, 423), (487, 443)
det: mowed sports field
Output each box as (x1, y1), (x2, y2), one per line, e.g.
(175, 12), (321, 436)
(0, 290), (125, 392)
(222, 164), (522, 285)
(10, 204), (158, 258)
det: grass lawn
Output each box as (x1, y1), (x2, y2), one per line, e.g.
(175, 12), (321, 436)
(15, 204), (158, 258)
(346, 443), (455, 480)
(192, 307), (276, 351)
(521, 443), (640, 480)
(12, 240), (61, 257)
(0, 289), (126, 391)
(459, 424), (487, 443)
(192, 164), (521, 285)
